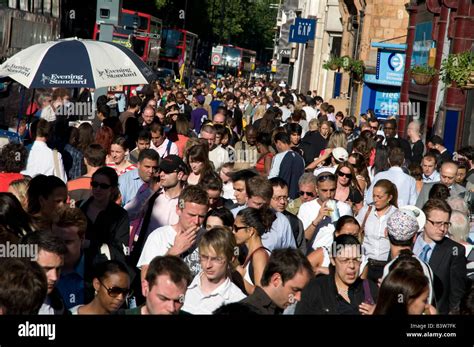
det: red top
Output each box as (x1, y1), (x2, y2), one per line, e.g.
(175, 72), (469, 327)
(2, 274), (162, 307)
(0, 173), (24, 192)
(255, 153), (274, 175)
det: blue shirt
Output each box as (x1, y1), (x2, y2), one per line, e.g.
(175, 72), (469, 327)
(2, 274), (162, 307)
(413, 233), (435, 263)
(56, 255), (85, 310)
(231, 205), (296, 250)
(119, 168), (145, 206)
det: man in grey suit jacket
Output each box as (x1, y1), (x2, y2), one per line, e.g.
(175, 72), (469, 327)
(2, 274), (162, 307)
(416, 161), (467, 208)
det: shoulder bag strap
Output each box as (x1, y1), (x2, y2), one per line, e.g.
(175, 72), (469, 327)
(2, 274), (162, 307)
(53, 149), (61, 178)
(360, 205), (373, 239)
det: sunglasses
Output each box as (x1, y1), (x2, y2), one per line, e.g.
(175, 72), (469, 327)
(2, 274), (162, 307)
(91, 181), (112, 189)
(337, 171), (353, 179)
(317, 173), (336, 182)
(299, 191), (315, 197)
(232, 225), (248, 233)
(99, 280), (132, 298)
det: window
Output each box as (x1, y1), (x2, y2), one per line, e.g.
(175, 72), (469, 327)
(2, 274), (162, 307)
(330, 35), (342, 57)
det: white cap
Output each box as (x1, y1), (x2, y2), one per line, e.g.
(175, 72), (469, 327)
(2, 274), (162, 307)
(332, 147), (349, 162)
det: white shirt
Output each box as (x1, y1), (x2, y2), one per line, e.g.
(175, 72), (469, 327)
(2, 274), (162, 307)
(365, 167), (417, 207)
(209, 145), (230, 171)
(268, 150), (290, 178)
(422, 171), (440, 183)
(146, 191), (179, 236)
(303, 106), (317, 122)
(298, 199), (353, 231)
(356, 205), (397, 261)
(137, 225), (202, 276)
(182, 272), (246, 314)
(137, 225), (176, 268)
(313, 165), (336, 177)
(151, 138), (179, 158)
(22, 141), (67, 183)
(222, 181), (236, 202)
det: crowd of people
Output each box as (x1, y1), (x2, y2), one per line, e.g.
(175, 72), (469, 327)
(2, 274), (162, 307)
(0, 75), (473, 316)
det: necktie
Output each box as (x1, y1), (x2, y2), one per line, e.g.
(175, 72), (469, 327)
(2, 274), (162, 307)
(129, 182), (150, 250)
(419, 244), (431, 263)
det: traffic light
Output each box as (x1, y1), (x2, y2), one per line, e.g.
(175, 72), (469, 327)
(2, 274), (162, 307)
(96, 0), (122, 26)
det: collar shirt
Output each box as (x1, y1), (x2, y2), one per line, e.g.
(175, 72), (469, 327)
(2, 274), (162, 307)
(356, 205), (397, 261)
(365, 167), (417, 207)
(422, 171), (440, 183)
(118, 169), (144, 206)
(298, 198), (353, 231)
(413, 233), (436, 263)
(182, 273), (246, 314)
(151, 138), (179, 158)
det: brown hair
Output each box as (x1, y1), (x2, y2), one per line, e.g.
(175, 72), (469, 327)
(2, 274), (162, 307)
(53, 207), (87, 239)
(374, 179), (398, 208)
(422, 198), (452, 219)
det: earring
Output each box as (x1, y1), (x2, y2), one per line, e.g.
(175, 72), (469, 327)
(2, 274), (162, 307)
(94, 290), (98, 296)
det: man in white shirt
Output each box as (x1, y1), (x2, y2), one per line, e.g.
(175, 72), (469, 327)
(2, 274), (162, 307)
(302, 98), (317, 123)
(182, 228), (246, 314)
(137, 185), (209, 281)
(365, 147), (417, 207)
(421, 153), (440, 183)
(201, 124), (229, 171)
(22, 119), (67, 183)
(149, 121), (178, 158)
(298, 172), (352, 252)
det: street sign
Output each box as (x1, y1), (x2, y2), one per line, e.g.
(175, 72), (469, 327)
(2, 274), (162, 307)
(279, 49), (291, 56)
(289, 25), (308, 43)
(211, 53), (222, 66)
(289, 18), (316, 43)
(295, 18), (316, 40)
(212, 45), (223, 54)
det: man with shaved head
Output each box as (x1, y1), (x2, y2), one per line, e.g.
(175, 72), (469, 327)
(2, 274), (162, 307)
(416, 161), (467, 208)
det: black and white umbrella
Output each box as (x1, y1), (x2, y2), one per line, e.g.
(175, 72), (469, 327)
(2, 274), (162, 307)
(0, 37), (156, 88)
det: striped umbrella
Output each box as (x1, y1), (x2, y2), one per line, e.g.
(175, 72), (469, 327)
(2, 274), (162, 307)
(0, 37), (156, 88)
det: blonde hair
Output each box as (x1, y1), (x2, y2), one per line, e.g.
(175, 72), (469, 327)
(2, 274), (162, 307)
(327, 130), (347, 149)
(199, 227), (237, 268)
(8, 178), (31, 210)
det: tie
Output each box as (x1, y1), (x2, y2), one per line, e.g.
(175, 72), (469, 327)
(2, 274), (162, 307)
(129, 182), (150, 250)
(419, 244), (431, 263)
(424, 175), (431, 181)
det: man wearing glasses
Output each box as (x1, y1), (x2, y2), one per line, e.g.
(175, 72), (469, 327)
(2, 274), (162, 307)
(297, 172), (352, 253)
(296, 235), (378, 314)
(181, 228), (246, 314)
(413, 199), (467, 314)
(270, 177), (306, 252)
(286, 173), (318, 216)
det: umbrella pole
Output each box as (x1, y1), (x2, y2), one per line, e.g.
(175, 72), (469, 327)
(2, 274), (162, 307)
(17, 86), (26, 133)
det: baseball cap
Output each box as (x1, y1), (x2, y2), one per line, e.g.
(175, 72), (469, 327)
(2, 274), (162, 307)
(387, 210), (420, 241)
(332, 147), (349, 162)
(159, 155), (188, 174)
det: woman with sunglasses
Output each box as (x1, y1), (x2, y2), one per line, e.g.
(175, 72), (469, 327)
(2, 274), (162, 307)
(78, 167), (130, 281)
(334, 162), (363, 214)
(71, 260), (130, 314)
(233, 207), (275, 295)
